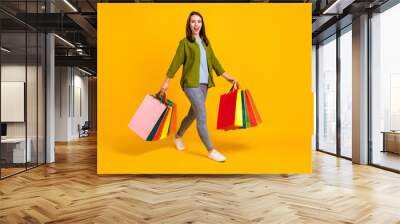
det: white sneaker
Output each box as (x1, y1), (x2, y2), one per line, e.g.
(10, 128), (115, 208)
(208, 149), (226, 162)
(173, 136), (185, 151)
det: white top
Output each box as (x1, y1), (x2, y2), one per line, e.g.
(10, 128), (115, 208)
(195, 36), (209, 84)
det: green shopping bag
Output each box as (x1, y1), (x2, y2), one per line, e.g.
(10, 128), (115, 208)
(241, 90), (250, 128)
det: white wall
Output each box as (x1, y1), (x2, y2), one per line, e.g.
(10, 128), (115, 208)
(1, 64), (38, 138)
(55, 66), (70, 141)
(1, 65), (26, 135)
(73, 73), (89, 137)
(55, 67), (89, 141)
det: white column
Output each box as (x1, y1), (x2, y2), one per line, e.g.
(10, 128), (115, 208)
(352, 14), (369, 164)
(46, 1), (55, 163)
(46, 33), (55, 163)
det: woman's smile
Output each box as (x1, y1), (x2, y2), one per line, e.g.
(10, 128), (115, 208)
(190, 14), (202, 35)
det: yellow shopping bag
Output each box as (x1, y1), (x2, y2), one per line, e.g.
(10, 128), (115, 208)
(234, 88), (243, 127)
(159, 106), (172, 140)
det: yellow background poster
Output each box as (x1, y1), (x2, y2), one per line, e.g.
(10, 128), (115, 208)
(98, 3), (313, 174)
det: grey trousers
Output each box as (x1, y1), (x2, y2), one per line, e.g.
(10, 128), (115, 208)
(176, 84), (213, 151)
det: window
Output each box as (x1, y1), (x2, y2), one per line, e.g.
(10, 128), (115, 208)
(371, 3), (400, 171)
(339, 27), (352, 158)
(317, 35), (337, 154)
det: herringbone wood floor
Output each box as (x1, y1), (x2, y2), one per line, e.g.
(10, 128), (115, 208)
(1, 134), (400, 224)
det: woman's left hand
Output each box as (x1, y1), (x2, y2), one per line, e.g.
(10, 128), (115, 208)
(222, 72), (236, 84)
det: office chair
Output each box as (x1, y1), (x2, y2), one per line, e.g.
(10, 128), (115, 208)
(79, 121), (90, 138)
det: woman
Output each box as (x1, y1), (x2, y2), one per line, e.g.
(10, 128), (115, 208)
(160, 11), (236, 162)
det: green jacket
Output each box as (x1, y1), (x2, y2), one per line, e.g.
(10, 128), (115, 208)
(166, 37), (225, 89)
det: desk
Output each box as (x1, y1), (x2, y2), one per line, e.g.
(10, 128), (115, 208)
(1, 138), (31, 163)
(382, 131), (400, 154)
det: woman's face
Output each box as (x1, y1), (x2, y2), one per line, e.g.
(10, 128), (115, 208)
(190, 14), (202, 36)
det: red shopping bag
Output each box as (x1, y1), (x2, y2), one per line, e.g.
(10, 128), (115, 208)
(244, 90), (258, 127)
(217, 83), (262, 131)
(217, 83), (240, 130)
(245, 90), (262, 124)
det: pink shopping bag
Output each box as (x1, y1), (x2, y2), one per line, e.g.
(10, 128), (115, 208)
(128, 94), (167, 140)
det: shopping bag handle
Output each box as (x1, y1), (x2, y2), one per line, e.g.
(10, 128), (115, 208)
(155, 91), (167, 104)
(229, 81), (239, 92)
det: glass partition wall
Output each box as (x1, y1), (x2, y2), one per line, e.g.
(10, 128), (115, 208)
(339, 27), (352, 159)
(316, 0), (400, 172)
(317, 35), (337, 155)
(0, 1), (46, 179)
(316, 26), (352, 159)
(370, 3), (400, 171)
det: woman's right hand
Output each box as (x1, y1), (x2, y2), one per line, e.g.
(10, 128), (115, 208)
(160, 78), (170, 94)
